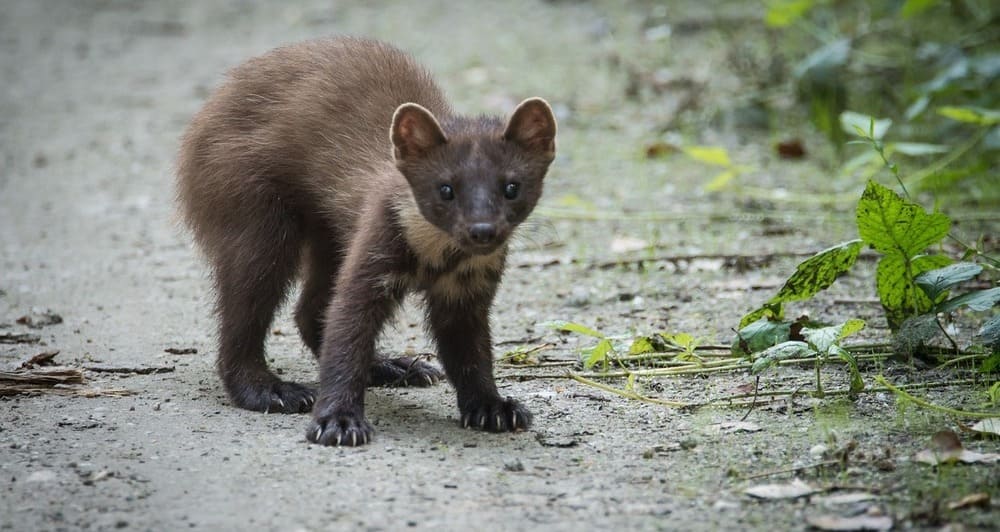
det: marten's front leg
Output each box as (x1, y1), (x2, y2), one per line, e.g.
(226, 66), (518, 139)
(426, 289), (532, 432)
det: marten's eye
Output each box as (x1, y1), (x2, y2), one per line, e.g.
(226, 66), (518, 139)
(504, 182), (520, 200)
(439, 184), (455, 201)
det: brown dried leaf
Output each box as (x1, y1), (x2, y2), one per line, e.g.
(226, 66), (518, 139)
(645, 141), (679, 159)
(775, 139), (806, 159)
(19, 350), (60, 369)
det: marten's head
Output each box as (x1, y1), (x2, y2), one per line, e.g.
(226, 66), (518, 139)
(391, 98), (556, 255)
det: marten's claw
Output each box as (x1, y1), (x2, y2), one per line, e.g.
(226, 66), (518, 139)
(369, 357), (444, 388)
(306, 405), (374, 446)
(459, 396), (533, 433)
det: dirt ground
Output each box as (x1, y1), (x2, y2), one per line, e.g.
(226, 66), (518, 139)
(2, 1), (998, 531)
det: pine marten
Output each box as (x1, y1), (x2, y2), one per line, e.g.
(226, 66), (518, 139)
(176, 37), (556, 446)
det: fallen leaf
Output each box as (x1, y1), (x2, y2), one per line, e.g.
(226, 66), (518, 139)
(744, 478), (817, 500)
(816, 492), (878, 507)
(16, 310), (63, 329)
(776, 139), (806, 159)
(947, 492), (990, 511)
(806, 513), (892, 531)
(914, 430), (1000, 465)
(610, 236), (649, 254)
(968, 418), (1000, 437)
(645, 141), (679, 159)
(19, 350), (60, 369)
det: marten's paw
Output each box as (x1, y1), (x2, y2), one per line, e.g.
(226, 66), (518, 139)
(460, 397), (532, 432)
(306, 406), (374, 446)
(369, 356), (445, 388)
(227, 378), (315, 414)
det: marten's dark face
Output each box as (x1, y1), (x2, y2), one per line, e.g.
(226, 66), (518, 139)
(391, 99), (557, 255)
(400, 137), (549, 254)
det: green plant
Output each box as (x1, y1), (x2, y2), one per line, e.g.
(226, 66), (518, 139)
(738, 115), (998, 368)
(742, 318), (867, 396)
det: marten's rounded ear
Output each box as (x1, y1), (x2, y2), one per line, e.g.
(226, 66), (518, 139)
(391, 103), (447, 161)
(503, 98), (557, 159)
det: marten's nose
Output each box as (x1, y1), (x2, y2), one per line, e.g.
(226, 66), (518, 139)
(468, 223), (497, 245)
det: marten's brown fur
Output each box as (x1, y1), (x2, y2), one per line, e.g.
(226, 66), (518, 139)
(176, 37), (556, 446)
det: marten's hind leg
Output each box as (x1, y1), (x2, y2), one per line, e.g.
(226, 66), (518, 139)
(210, 199), (314, 414)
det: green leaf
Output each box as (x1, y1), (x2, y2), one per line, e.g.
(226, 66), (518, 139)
(665, 332), (696, 350)
(802, 319), (866, 353)
(629, 336), (656, 355)
(937, 287), (1000, 314)
(751, 341), (816, 374)
(739, 240), (863, 328)
(584, 338), (614, 369)
(765, 0), (814, 27)
(915, 262), (983, 301)
(732, 319), (791, 356)
(831, 345), (865, 394)
(683, 146), (732, 167)
(876, 254), (952, 330)
(938, 106), (1000, 126)
(977, 315), (1000, 350)
(857, 180), (951, 257)
(892, 142), (950, 156)
(704, 169), (737, 192)
(544, 320), (605, 338)
(841, 111), (892, 140)
(794, 38), (850, 80)
(900, 0), (937, 17)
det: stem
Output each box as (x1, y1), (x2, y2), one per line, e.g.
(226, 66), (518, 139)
(934, 315), (960, 355)
(567, 373), (690, 407)
(814, 359), (824, 398)
(874, 375), (1000, 419)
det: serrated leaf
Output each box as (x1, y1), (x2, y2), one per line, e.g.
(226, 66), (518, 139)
(892, 142), (950, 156)
(732, 319), (792, 356)
(666, 332), (695, 350)
(584, 338), (613, 369)
(802, 319), (866, 354)
(683, 146), (731, 167)
(629, 336), (656, 355)
(877, 254), (952, 330)
(739, 303), (782, 330)
(937, 287), (1000, 314)
(751, 341), (816, 374)
(765, 0), (814, 27)
(740, 240), (863, 328)
(545, 320), (605, 338)
(857, 180), (951, 257)
(938, 106), (1000, 126)
(841, 111), (892, 140)
(915, 262), (983, 301)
